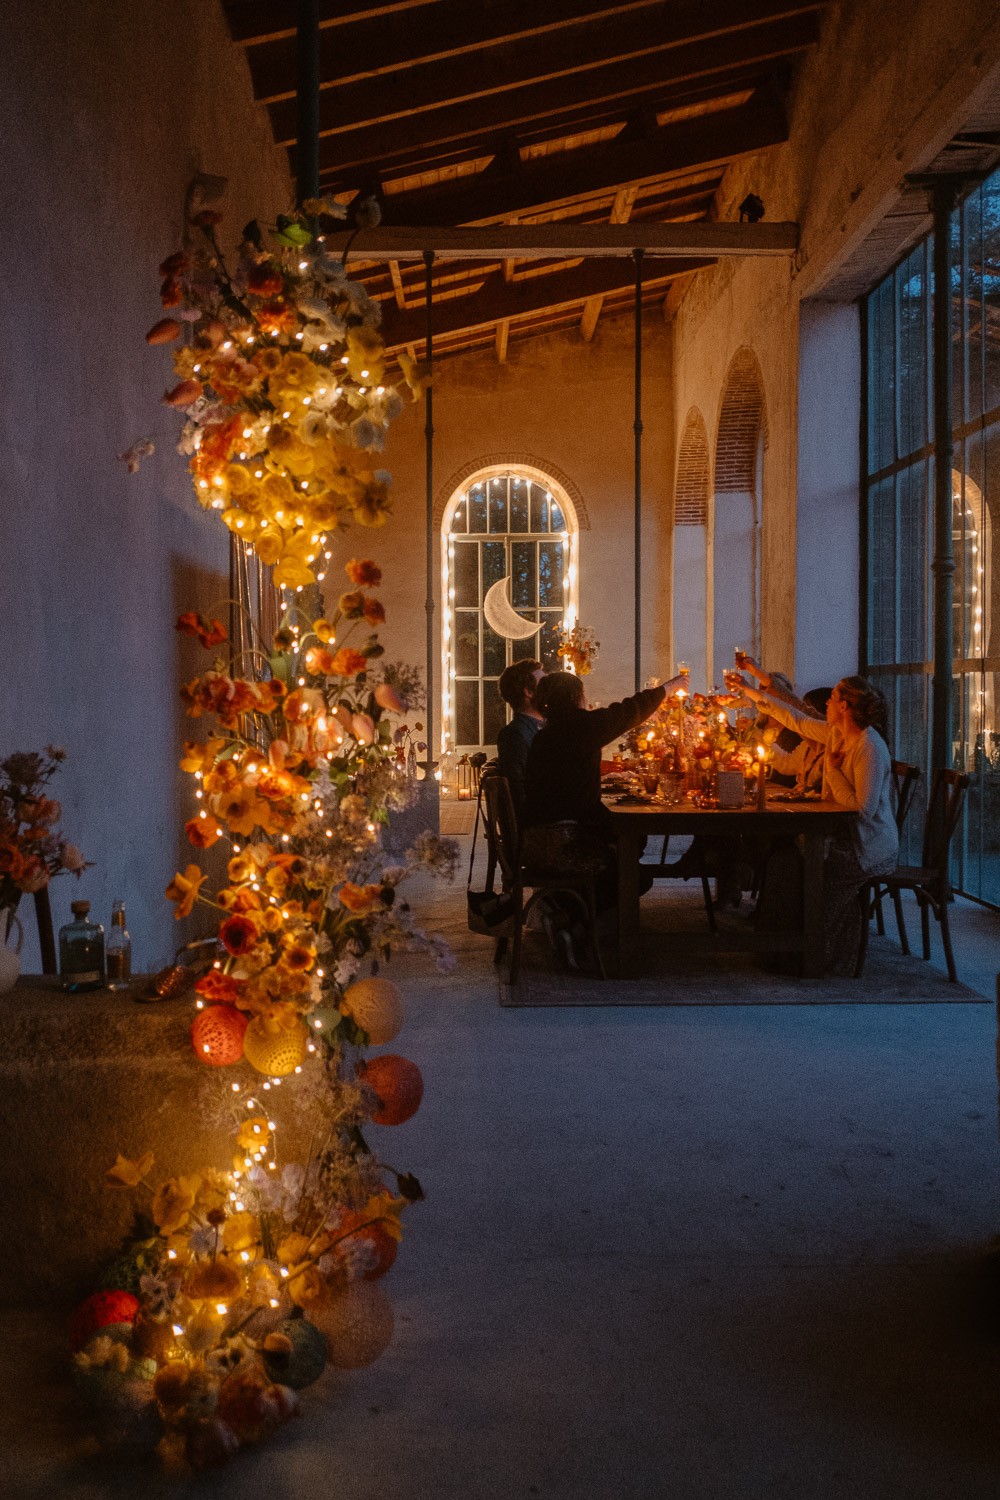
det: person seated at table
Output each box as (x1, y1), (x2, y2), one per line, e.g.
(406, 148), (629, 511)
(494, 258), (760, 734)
(767, 687), (832, 795)
(523, 671), (685, 938)
(495, 658), (544, 817)
(741, 675), (898, 975)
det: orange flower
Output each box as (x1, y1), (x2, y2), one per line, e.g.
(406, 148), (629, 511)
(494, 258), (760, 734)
(247, 264), (284, 296)
(304, 646), (335, 676)
(280, 943), (314, 973)
(165, 864), (207, 918)
(185, 817), (223, 849)
(330, 648), (368, 678)
(176, 612), (228, 649)
(194, 970), (243, 1004)
(364, 598), (385, 625)
(219, 913), (259, 955)
(338, 882), (386, 915)
(345, 558), (381, 587)
(338, 591), (365, 619)
(0, 843), (26, 882)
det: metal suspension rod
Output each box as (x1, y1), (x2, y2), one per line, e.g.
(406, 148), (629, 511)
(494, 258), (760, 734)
(930, 181), (957, 776)
(633, 247), (644, 693)
(424, 251), (436, 779)
(296, 0), (320, 204)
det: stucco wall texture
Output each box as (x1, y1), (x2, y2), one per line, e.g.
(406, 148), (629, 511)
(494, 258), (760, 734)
(0, 1), (291, 972)
(670, 0), (1000, 691)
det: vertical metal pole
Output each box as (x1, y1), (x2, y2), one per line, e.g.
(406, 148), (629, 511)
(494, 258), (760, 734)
(633, 248), (644, 693)
(424, 251), (436, 777)
(930, 181), (957, 776)
(296, 0), (320, 204)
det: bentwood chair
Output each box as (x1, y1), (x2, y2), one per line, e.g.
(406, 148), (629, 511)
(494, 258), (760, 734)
(480, 774), (606, 985)
(855, 768), (970, 982)
(868, 760), (922, 937)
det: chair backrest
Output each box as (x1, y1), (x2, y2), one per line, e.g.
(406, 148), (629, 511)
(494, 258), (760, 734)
(890, 759), (921, 836)
(480, 773), (521, 889)
(920, 768), (970, 876)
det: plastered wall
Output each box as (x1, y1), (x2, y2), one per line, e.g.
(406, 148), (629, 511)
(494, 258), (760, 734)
(0, 0), (291, 971)
(669, 0), (1000, 693)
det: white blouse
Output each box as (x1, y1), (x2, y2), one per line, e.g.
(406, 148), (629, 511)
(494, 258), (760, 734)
(757, 694), (899, 873)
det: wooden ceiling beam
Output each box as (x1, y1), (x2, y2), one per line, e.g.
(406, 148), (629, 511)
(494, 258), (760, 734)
(376, 99), (785, 226)
(380, 257), (709, 348)
(246, 0), (671, 103)
(579, 184), (637, 342)
(283, 9), (819, 151)
(223, 0), (438, 46)
(328, 221), (797, 260)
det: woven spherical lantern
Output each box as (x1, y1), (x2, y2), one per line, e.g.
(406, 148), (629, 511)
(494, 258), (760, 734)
(243, 1016), (308, 1077)
(261, 1318), (328, 1390)
(342, 978), (404, 1045)
(191, 1004), (248, 1067)
(312, 1283), (394, 1369)
(360, 1054), (423, 1125)
(68, 1290), (139, 1352)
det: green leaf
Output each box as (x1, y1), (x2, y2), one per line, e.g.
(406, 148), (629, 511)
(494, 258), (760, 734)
(274, 216), (313, 247)
(395, 1173), (425, 1203)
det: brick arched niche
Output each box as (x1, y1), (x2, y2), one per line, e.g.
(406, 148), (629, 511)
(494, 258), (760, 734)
(713, 348), (767, 678)
(434, 454), (589, 532)
(673, 408), (710, 689)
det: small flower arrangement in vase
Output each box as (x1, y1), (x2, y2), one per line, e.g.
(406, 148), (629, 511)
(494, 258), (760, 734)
(556, 623), (599, 676)
(0, 747), (89, 970)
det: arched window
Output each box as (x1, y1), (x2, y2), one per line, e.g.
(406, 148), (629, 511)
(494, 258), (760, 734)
(443, 472), (579, 750)
(713, 348), (767, 680)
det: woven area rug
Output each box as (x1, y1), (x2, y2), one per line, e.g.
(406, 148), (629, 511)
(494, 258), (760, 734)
(499, 887), (987, 1007)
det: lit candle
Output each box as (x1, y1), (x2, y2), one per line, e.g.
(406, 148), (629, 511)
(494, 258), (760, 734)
(756, 745), (767, 812)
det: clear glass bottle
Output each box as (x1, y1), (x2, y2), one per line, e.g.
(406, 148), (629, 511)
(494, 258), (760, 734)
(59, 900), (105, 992)
(106, 901), (132, 991)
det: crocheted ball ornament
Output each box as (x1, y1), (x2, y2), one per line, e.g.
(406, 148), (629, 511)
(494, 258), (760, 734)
(341, 977), (404, 1045)
(69, 1290), (140, 1352)
(312, 1283), (394, 1369)
(191, 1004), (248, 1066)
(359, 1054), (423, 1125)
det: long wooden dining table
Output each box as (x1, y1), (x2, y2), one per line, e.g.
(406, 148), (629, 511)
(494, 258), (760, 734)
(605, 797), (857, 978)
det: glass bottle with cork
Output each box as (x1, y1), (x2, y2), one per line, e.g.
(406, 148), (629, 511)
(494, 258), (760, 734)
(106, 900), (132, 991)
(59, 900), (105, 992)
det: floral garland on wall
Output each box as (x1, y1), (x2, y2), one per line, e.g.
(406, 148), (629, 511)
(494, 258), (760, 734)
(71, 203), (453, 1472)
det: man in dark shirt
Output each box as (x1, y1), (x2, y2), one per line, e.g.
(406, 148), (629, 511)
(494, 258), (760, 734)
(524, 672), (675, 831)
(495, 658), (544, 814)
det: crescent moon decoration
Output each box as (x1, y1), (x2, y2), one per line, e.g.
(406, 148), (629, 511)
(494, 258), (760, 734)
(482, 577), (544, 640)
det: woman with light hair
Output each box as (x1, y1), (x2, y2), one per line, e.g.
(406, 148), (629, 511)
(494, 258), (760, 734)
(741, 675), (897, 974)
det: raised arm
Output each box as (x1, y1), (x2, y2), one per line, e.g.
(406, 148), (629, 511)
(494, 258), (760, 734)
(742, 686), (831, 745)
(588, 684), (667, 747)
(736, 657), (820, 717)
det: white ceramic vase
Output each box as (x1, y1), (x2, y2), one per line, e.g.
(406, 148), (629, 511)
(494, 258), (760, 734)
(0, 913), (23, 994)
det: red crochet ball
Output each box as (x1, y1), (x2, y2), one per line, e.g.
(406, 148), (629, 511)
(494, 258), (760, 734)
(68, 1290), (139, 1352)
(191, 1004), (248, 1067)
(360, 1055), (423, 1126)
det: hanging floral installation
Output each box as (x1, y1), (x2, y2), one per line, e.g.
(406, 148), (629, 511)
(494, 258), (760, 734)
(71, 202), (454, 1471)
(0, 747), (89, 944)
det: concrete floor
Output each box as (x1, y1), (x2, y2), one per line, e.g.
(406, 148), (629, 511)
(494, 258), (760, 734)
(5, 864), (1000, 1499)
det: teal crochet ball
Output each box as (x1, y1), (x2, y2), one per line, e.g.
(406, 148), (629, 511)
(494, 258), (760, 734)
(262, 1318), (328, 1390)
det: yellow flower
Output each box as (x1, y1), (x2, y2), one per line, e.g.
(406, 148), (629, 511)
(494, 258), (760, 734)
(106, 1151), (154, 1188)
(273, 554), (317, 590)
(278, 352), (322, 391)
(236, 1116), (270, 1152)
(260, 471), (297, 511)
(222, 1210), (259, 1254)
(254, 531), (284, 566)
(312, 617), (336, 644)
(179, 738), (225, 774)
(261, 906), (284, 934)
(151, 1173), (202, 1235)
(165, 864), (207, 919)
(225, 463), (253, 497)
(227, 853), (256, 885)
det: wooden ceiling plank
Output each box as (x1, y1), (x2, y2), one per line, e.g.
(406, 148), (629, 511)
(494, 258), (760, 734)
(381, 256), (709, 347)
(285, 11), (819, 150)
(388, 259), (407, 309)
(331, 221), (797, 260)
(496, 319), (510, 362)
(246, 0), (673, 103)
(317, 62), (776, 184)
(580, 295), (604, 342)
(578, 182), (636, 341)
(364, 101), (787, 226)
(223, 0), (439, 46)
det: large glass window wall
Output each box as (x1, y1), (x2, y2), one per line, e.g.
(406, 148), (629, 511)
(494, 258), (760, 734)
(864, 172), (1000, 904)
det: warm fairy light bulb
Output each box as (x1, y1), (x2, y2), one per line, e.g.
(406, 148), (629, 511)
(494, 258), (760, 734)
(216, 1303), (228, 1315)
(280, 1267), (289, 1278)
(231, 1082), (240, 1092)
(241, 1251), (250, 1262)
(196, 1000), (204, 1011)
(234, 1201), (244, 1212)
(173, 1324), (184, 1336)
(167, 1249), (177, 1260)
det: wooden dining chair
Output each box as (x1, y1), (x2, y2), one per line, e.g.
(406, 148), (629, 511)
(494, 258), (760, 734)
(855, 768), (970, 982)
(480, 775), (606, 984)
(869, 760), (922, 937)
